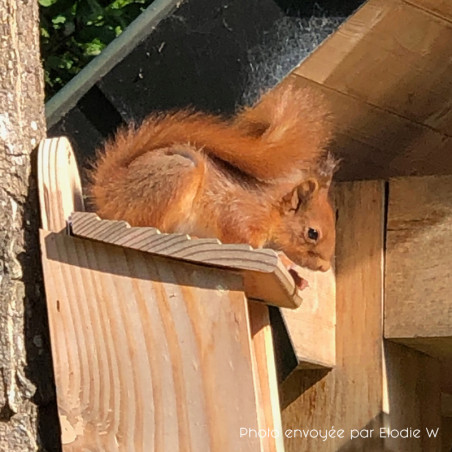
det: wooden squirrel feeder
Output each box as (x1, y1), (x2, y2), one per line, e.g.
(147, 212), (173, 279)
(38, 136), (332, 451)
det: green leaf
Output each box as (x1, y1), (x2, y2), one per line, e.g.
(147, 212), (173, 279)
(83, 38), (106, 56)
(39, 0), (58, 7)
(52, 14), (67, 24)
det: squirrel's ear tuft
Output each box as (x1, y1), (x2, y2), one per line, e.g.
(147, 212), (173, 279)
(317, 152), (339, 188)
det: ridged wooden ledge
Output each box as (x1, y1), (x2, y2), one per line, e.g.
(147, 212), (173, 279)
(70, 211), (302, 309)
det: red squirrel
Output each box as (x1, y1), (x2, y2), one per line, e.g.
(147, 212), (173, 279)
(90, 82), (337, 273)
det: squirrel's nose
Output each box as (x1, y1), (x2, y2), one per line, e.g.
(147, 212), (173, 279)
(317, 261), (330, 272)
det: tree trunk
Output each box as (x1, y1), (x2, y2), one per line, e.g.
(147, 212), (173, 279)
(0, 0), (59, 450)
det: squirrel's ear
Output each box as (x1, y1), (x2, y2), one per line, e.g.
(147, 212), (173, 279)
(281, 186), (300, 212)
(281, 178), (319, 213)
(297, 178), (319, 201)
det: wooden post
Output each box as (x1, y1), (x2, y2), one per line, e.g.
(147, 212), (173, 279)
(281, 181), (386, 451)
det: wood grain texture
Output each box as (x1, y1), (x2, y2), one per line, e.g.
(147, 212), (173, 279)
(383, 341), (441, 452)
(295, 0), (452, 136)
(281, 181), (386, 451)
(38, 137), (85, 232)
(385, 175), (452, 358)
(70, 212), (278, 271)
(41, 230), (266, 452)
(280, 181), (442, 451)
(280, 267), (335, 369)
(249, 302), (284, 452)
(70, 211), (302, 309)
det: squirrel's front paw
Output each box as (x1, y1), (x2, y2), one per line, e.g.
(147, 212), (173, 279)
(277, 252), (309, 291)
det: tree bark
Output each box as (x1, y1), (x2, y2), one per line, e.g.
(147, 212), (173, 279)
(0, 0), (59, 450)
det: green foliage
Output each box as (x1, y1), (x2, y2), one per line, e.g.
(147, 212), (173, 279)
(40, 0), (153, 100)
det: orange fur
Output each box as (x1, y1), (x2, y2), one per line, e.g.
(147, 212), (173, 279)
(90, 82), (337, 272)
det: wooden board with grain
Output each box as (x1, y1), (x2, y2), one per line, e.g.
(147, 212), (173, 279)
(70, 211), (302, 309)
(281, 181), (386, 451)
(38, 136), (84, 231)
(295, 0), (452, 135)
(41, 230), (265, 451)
(279, 267), (335, 370)
(248, 302), (285, 452)
(288, 0), (452, 180)
(70, 212), (279, 271)
(384, 175), (452, 359)
(383, 341), (441, 452)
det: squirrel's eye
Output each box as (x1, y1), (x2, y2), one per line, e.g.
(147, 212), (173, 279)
(307, 228), (319, 241)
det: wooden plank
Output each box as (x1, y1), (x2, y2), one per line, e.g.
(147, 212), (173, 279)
(294, 0), (452, 136)
(41, 230), (264, 451)
(70, 212), (279, 271)
(38, 137), (84, 232)
(385, 176), (452, 359)
(281, 181), (386, 451)
(249, 302), (284, 452)
(280, 267), (335, 369)
(70, 211), (302, 309)
(383, 342), (442, 452)
(289, 74), (452, 180)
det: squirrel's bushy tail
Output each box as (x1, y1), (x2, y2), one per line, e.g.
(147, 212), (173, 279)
(92, 81), (333, 186)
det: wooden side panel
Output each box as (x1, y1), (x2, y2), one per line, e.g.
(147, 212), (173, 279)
(295, 0), (452, 136)
(281, 181), (386, 451)
(385, 175), (452, 358)
(38, 137), (84, 231)
(280, 268), (335, 369)
(249, 302), (284, 452)
(40, 230), (263, 452)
